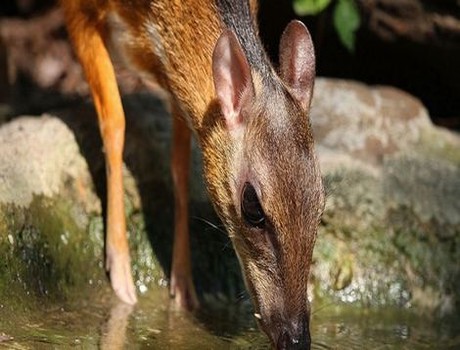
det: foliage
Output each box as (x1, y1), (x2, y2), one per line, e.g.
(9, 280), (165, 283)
(333, 0), (361, 52)
(293, 0), (332, 16)
(293, 0), (361, 52)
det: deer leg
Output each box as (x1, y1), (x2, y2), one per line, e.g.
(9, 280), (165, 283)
(170, 107), (198, 310)
(64, 13), (137, 305)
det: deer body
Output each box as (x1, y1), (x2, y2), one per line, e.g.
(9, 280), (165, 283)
(61, 1), (324, 348)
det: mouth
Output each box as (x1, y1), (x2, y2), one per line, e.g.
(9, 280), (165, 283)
(254, 311), (311, 350)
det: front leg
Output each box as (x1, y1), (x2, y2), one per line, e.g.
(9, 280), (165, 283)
(63, 9), (137, 305)
(170, 108), (199, 310)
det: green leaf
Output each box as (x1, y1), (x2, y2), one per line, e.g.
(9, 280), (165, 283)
(333, 0), (361, 52)
(293, 0), (332, 16)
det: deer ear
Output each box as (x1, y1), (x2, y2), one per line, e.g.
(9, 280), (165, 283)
(279, 20), (315, 112)
(213, 30), (253, 131)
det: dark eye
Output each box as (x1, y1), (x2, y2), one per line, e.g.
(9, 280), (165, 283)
(241, 182), (265, 228)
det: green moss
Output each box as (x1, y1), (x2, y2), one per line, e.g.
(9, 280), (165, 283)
(0, 195), (106, 304)
(314, 157), (459, 313)
(417, 128), (460, 166)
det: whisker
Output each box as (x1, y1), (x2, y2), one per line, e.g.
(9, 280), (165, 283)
(191, 216), (227, 235)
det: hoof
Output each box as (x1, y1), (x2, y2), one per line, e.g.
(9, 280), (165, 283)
(106, 249), (138, 305)
(170, 274), (199, 311)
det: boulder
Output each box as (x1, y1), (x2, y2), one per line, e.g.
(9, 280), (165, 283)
(311, 78), (460, 315)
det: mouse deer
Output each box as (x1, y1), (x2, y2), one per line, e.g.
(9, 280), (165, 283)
(60, 0), (324, 348)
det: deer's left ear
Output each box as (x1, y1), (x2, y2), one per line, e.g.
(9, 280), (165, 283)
(212, 30), (254, 132)
(279, 20), (316, 112)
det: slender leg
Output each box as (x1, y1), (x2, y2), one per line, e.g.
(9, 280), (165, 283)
(170, 107), (198, 310)
(64, 10), (137, 305)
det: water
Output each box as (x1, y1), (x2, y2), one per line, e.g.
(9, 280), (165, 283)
(310, 306), (460, 349)
(0, 286), (458, 349)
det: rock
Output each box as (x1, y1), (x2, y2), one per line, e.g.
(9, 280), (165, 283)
(0, 115), (94, 208)
(0, 78), (458, 316)
(312, 79), (432, 166)
(310, 78), (460, 316)
(0, 115), (109, 300)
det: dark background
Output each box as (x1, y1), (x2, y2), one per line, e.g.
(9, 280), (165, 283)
(0, 0), (459, 130)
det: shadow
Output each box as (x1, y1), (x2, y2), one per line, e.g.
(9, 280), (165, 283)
(52, 91), (175, 277)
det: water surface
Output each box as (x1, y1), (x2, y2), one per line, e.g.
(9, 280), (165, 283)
(0, 286), (458, 349)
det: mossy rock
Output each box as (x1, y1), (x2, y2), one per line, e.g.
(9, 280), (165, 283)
(310, 79), (460, 315)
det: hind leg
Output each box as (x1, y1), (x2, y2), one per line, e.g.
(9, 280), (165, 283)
(170, 105), (198, 310)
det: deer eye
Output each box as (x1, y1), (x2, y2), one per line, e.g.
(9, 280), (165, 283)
(241, 182), (265, 228)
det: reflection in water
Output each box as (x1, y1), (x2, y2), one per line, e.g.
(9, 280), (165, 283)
(100, 302), (133, 350)
(0, 288), (459, 349)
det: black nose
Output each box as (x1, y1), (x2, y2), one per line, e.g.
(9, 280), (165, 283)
(276, 315), (311, 350)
